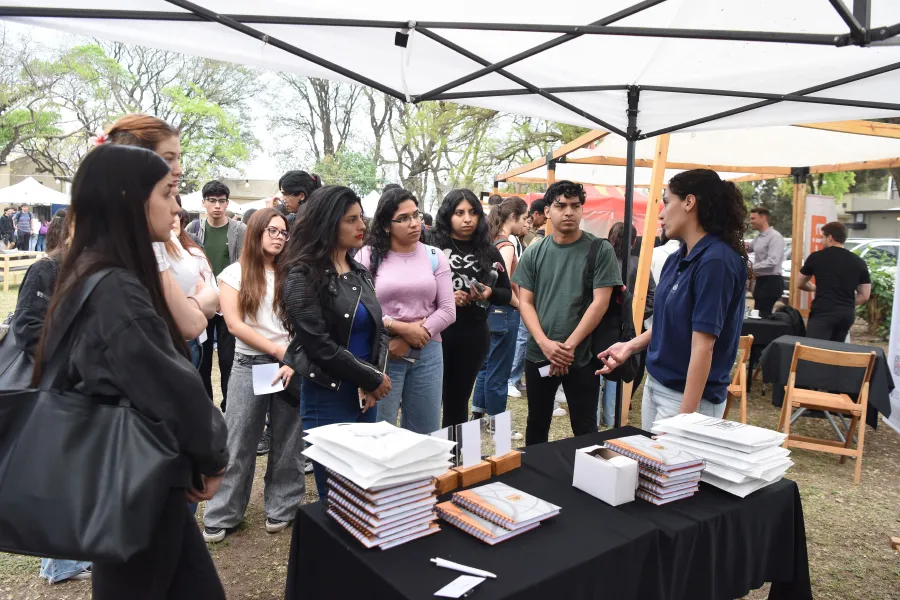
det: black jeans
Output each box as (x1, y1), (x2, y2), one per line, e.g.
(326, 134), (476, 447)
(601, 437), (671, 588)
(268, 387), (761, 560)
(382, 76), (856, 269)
(17, 232), (30, 251)
(200, 314), (235, 411)
(752, 275), (784, 317)
(807, 310), (855, 342)
(525, 360), (600, 446)
(441, 320), (490, 428)
(92, 490), (225, 600)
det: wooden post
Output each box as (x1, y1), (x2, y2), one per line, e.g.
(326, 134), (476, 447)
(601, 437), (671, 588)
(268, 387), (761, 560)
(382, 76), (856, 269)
(492, 179), (499, 195)
(789, 176), (807, 310)
(619, 134), (670, 426)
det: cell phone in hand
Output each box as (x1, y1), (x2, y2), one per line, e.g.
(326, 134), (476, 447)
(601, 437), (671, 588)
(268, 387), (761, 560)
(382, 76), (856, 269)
(470, 281), (485, 294)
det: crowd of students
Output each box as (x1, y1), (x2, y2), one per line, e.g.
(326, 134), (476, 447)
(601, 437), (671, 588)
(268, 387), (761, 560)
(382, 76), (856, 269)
(8, 111), (758, 597)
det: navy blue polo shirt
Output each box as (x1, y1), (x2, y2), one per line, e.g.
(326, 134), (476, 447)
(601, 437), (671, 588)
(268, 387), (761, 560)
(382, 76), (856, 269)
(646, 234), (747, 403)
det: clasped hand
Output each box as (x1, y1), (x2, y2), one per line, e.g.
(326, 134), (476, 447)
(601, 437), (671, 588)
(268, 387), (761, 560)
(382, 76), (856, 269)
(539, 338), (574, 376)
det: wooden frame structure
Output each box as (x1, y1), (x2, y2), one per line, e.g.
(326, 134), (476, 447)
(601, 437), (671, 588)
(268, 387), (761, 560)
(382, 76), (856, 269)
(494, 119), (900, 427)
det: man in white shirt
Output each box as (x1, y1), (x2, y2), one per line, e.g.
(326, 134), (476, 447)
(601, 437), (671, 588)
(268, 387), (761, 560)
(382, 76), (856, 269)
(748, 207), (785, 316)
(651, 233), (681, 284)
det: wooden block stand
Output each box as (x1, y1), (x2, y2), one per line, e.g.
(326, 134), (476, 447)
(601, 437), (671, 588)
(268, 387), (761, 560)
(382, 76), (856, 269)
(487, 450), (522, 476)
(891, 536), (900, 551)
(452, 461), (492, 488)
(435, 470), (460, 495)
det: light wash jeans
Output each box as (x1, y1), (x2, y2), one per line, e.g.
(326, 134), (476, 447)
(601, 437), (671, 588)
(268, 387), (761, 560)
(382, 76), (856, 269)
(641, 374), (726, 431)
(599, 377), (617, 427)
(377, 339), (443, 434)
(40, 559), (90, 584)
(474, 306), (519, 416)
(507, 315), (528, 388)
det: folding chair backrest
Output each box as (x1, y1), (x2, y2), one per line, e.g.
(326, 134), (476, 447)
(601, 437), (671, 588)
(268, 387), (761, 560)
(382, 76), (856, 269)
(730, 335), (753, 387)
(788, 343), (877, 401)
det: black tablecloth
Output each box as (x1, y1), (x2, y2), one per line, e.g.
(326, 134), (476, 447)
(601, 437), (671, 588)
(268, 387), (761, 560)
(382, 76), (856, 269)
(760, 335), (893, 429)
(741, 318), (794, 392)
(285, 427), (811, 600)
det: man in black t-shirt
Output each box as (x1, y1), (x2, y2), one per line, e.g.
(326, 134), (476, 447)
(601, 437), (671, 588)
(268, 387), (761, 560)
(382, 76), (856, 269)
(797, 221), (871, 341)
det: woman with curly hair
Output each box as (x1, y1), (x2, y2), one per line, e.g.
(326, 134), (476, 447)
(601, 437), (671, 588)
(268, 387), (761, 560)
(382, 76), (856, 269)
(598, 169), (750, 429)
(356, 187), (455, 434)
(431, 189), (511, 428)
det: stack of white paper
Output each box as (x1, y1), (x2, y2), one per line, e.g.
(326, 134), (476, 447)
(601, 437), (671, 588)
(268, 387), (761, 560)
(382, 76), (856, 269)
(651, 413), (792, 498)
(303, 422), (456, 549)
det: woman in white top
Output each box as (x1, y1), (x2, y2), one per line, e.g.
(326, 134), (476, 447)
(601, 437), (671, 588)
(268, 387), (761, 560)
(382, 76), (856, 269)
(165, 208), (219, 367)
(202, 208), (304, 544)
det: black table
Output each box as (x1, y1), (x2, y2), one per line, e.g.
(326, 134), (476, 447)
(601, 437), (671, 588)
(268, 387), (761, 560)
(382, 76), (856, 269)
(285, 427), (811, 600)
(760, 335), (893, 429)
(741, 318), (794, 392)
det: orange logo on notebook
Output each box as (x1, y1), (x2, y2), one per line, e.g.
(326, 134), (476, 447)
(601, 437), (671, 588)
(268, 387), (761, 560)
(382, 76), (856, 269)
(506, 494), (523, 502)
(651, 444), (666, 450)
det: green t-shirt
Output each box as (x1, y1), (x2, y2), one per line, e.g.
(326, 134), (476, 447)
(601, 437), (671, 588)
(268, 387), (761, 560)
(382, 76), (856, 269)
(204, 221), (230, 277)
(512, 231), (622, 369)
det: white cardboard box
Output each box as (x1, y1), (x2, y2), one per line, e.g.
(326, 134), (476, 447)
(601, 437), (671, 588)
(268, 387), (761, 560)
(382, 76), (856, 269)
(572, 445), (638, 506)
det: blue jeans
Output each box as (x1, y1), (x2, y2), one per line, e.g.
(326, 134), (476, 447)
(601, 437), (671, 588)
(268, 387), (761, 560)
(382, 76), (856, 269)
(641, 375), (726, 430)
(35, 234), (46, 252)
(377, 340), (443, 434)
(188, 338), (203, 368)
(40, 559), (90, 584)
(599, 378), (617, 427)
(473, 306), (520, 416)
(301, 377), (377, 500)
(507, 315), (528, 388)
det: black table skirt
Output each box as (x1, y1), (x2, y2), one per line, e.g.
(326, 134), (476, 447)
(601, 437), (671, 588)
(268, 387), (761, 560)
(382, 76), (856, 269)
(285, 427), (811, 600)
(741, 318), (794, 393)
(760, 335), (893, 429)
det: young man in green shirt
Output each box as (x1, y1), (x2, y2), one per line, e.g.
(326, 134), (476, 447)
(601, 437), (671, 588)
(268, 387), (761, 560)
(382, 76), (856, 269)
(188, 180), (246, 412)
(512, 180), (622, 445)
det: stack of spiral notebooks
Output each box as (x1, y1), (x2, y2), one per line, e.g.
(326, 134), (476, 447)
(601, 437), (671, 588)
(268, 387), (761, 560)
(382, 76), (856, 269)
(436, 482), (561, 545)
(604, 435), (704, 505)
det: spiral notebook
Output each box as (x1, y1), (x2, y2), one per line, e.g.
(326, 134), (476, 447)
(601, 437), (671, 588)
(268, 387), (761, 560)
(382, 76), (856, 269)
(639, 465), (704, 485)
(328, 508), (439, 549)
(330, 502), (437, 539)
(636, 487), (698, 505)
(436, 501), (539, 545)
(452, 482), (560, 530)
(328, 478), (435, 513)
(327, 470), (436, 504)
(605, 435), (703, 473)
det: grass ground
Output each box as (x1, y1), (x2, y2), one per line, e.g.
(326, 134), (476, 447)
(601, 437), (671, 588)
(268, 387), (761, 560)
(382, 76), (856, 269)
(0, 284), (898, 599)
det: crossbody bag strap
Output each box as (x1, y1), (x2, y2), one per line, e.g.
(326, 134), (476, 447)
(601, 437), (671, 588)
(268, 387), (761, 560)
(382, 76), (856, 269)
(38, 268), (116, 390)
(581, 238), (602, 315)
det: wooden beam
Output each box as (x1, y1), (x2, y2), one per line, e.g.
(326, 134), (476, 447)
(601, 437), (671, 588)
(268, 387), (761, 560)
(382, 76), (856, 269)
(728, 173), (784, 183)
(809, 157), (900, 174)
(566, 155), (792, 175)
(619, 134), (670, 426)
(795, 120), (900, 139)
(494, 129), (609, 182)
(789, 181), (807, 310)
(504, 176), (651, 188)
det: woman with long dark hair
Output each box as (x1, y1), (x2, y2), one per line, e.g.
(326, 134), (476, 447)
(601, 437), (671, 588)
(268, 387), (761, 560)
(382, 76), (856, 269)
(356, 187), (455, 434)
(202, 208), (304, 543)
(432, 189), (512, 427)
(599, 169), (749, 429)
(31, 144), (228, 598)
(472, 197), (528, 434)
(278, 185), (391, 498)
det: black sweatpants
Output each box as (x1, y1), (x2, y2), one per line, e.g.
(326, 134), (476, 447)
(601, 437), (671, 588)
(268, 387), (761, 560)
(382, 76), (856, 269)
(524, 360), (600, 446)
(199, 314), (235, 411)
(92, 490), (225, 600)
(752, 275), (784, 317)
(806, 310), (855, 342)
(441, 320), (490, 428)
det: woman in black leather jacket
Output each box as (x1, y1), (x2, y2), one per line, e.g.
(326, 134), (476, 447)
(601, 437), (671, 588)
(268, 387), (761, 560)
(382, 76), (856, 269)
(279, 185), (391, 499)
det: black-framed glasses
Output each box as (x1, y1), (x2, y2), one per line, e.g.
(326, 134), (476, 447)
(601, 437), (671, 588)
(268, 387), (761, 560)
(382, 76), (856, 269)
(266, 226), (290, 241)
(391, 211), (423, 225)
(205, 198), (228, 205)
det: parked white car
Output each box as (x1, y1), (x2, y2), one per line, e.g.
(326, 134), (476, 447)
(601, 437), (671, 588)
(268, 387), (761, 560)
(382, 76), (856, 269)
(781, 238), (900, 292)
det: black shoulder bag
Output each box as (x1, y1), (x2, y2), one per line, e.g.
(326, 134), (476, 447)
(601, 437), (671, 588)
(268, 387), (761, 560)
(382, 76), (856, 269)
(582, 238), (639, 382)
(0, 269), (186, 562)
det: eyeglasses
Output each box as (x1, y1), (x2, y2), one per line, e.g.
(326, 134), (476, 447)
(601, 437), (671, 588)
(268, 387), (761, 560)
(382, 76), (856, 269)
(265, 226), (290, 241)
(391, 211), (424, 225)
(205, 198), (228, 205)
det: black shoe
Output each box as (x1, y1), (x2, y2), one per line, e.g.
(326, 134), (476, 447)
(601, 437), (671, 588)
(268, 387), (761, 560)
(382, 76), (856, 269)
(203, 527), (226, 543)
(256, 431), (271, 455)
(265, 518), (290, 534)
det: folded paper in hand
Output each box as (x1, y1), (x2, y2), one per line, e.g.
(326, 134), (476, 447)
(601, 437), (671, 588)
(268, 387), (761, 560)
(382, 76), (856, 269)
(252, 363), (284, 395)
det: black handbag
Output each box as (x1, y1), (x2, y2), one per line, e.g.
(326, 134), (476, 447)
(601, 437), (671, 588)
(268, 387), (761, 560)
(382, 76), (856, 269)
(582, 238), (639, 382)
(0, 324), (34, 389)
(0, 269), (186, 563)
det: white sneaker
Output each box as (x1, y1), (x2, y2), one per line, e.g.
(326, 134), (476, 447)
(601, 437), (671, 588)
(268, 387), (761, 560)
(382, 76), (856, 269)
(552, 406), (567, 418)
(510, 430), (524, 441)
(507, 385), (522, 398)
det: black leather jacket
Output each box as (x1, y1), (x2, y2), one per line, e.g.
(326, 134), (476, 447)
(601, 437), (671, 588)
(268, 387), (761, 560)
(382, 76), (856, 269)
(283, 256), (389, 393)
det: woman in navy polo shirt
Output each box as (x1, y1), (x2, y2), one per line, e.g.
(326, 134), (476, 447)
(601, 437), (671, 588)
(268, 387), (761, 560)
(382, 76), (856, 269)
(598, 169), (749, 429)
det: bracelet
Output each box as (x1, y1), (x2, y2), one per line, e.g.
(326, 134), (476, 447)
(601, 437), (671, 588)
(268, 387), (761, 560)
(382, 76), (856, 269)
(385, 316), (394, 332)
(186, 296), (201, 311)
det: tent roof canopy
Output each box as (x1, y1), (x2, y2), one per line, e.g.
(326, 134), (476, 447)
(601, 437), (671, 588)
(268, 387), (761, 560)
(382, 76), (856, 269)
(4, 1), (900, 138)
(495, 120), (900, 187)
(0, 177), (69, 206)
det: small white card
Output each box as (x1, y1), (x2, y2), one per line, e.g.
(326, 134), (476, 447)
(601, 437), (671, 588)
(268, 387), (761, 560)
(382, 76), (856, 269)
(538, 365), (552, 377)
(492, 411), (512, 457)
(459, 419), (482, 468)
(252, 363), (285, 395)
(434, 575), (486, 598)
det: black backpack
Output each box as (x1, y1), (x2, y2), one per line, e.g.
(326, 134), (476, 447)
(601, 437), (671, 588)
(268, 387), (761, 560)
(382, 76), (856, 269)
(582, 238), (639, 382)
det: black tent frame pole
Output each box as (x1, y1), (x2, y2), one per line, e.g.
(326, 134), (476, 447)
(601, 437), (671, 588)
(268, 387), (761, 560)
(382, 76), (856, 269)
(614, 86), (640, 430)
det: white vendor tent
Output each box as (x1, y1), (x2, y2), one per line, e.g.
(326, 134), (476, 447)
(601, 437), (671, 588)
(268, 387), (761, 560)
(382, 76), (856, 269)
(0, 177), (70, 206)
(179, 190), (205, 212)
(361, 190), (380, 218)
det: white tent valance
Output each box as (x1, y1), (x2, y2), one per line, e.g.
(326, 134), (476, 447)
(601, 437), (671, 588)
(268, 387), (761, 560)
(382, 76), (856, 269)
(0, 177), (70, 206)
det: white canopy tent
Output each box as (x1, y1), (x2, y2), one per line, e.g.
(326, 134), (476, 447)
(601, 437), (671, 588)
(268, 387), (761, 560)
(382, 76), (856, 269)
(179, 190), (204, 212)
(0, 177), (70, 206)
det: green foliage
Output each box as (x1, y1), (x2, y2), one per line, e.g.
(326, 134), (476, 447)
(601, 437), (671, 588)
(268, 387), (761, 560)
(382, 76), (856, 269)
(313, 151), (381, 195)
(856, 253), (895, 339)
